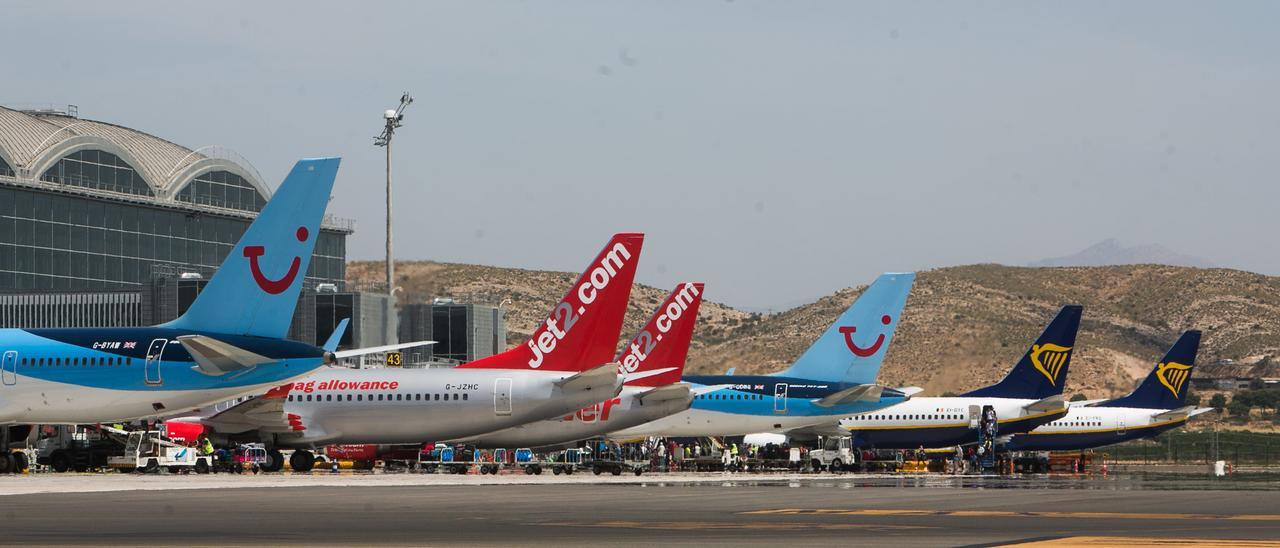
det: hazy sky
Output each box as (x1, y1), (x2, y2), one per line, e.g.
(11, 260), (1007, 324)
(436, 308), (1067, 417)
(3, 2), (1277, 309)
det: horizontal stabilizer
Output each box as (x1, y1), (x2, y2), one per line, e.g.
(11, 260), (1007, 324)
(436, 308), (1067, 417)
(1068, 398), (1108, 407)
(1153, 405), (1210, 422)
(200, 384), (295, 434)
(622, 367), (677, 385)
(1023, 394), (1065, 414)
(786, 423), (850, 440)
(693, 384), (731, 396)
(178, 335), (273, 376)
(330, 340), (435, 360)
(635, 383), (692, 404)
(555, 363), (621, 395)
(814, 384), (883, 408)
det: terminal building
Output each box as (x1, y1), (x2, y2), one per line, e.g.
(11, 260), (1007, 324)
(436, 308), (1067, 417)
(0, 104), (503, 360)
(0, 105), (382, 348)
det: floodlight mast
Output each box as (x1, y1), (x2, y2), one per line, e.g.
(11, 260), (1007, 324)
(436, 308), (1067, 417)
(374, 92), (412, 345)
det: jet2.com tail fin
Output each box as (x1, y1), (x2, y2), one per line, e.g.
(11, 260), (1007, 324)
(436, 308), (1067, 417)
(1097, 330), (1201, 410)
(619, 282), (704, 387)
(459, 233), (644, 372)
(772, 272), (915, 385)
(164, 157), (340, 339)
(963, 305), (1082, 400)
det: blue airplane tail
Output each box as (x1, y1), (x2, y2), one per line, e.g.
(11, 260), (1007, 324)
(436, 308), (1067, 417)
(963, 305), (1082, 400)
(164, 157), (341, 339)
(1097, 330), (1200, 409)
(772, 272), (915, 385)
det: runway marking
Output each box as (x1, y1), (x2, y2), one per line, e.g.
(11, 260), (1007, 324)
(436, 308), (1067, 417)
(1001, 537), (1280, 547)
(742, 509), (1280, 522)
(539, 520), (933, 532)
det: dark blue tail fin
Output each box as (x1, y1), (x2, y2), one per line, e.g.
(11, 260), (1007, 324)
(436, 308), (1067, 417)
(163, 157), (340, 339)
(1097, 330), (1200, 409)
(962, 305), (1082, 400)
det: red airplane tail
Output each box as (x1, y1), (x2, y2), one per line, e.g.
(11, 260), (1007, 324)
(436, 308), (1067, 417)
(458, 233), (644, 372)
(619, 282), (704, 387)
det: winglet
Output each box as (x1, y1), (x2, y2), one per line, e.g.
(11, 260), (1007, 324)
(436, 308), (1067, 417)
(773, 272), (915, 384)
(619, 282), (704, 387)
(1097, 330), (1201, 410)
(164, 157), (341, 338)
(459, 233), (644, 372)
(323, 318), (350, 352)
(962, 305), (1082, 399)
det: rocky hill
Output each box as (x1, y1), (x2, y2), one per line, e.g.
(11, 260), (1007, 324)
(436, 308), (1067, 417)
(349, 261), (1280, 399)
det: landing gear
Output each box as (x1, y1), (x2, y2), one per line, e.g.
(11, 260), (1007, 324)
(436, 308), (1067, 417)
(262, 449), (285, 472)
(290, 450), (315, 472)
(0, 452), (12, 474)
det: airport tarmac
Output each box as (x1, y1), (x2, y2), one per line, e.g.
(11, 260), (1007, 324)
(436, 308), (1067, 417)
(3, 473), (1280, 546)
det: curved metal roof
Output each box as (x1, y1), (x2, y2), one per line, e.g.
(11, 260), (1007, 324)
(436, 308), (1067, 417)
(0, 106), (269, 199)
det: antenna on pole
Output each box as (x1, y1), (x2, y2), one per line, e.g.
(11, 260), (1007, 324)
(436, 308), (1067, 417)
(374, 92), (413, 346)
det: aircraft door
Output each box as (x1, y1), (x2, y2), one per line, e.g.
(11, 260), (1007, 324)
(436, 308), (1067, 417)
(773, 383), (788, 414)
(494, 378), (512, 416)
(1116, 417), (1126, 436)
(2, 351), (17, 386)
(144, 339), (167, 385)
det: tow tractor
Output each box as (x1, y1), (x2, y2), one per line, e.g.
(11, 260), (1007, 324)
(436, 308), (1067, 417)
(808, 436), (858, 472)
(107, 428), (213, 474)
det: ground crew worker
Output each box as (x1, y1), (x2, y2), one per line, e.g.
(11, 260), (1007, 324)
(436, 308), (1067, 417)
(198, 435), (215, 456)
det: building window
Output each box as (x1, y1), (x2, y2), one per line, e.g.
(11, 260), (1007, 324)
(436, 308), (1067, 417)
(0, 157), (13, 178)
(40, 150), (154, 197)
(174, 170), (265, 212)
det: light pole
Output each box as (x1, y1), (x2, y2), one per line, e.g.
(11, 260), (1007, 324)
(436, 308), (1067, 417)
(374, 93), (413, 344)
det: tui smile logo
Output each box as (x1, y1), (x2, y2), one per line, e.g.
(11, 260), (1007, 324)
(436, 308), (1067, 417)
(839, 315), (892, 357)
(244, 226), (308, 295)
(1156, 361), (1192, 398)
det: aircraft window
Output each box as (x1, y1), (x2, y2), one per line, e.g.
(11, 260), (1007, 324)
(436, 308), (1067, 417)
(377, 394), (383, 401)
(453, 394), (459, 401)
(395, 394), (401, 401)
(305, 395), (312, 401)
(326, 395), (332, 402)
(357, 394), (363, 401)
(462, 394), (468, 401)
(434, 394), (440, 401)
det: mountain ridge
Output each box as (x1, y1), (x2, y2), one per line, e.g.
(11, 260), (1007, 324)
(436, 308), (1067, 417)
(348, 261), (1280, 399)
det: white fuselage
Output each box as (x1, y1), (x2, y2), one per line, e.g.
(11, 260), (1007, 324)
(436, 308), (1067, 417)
(2, 375), (295, 426)
(839, 396), (1066, 448)
(268, 367), (622, 446)
(462, 385), (692, 449)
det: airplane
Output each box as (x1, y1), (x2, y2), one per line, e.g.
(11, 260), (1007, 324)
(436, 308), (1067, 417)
(461, 282), (705, 449)
(610, 272), (916, 439)
(181, 233), (643, 472)
(0, 158), (392, 433)
(838, 305), (1082, 449)
(1003, 330), (1212, 451)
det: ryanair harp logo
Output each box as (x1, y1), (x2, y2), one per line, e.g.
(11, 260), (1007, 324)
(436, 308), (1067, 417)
(1029, 343), (1072, 385)
(1156, 361), (1192, 398)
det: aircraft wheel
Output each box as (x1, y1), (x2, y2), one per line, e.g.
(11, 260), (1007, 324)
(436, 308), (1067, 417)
(12, 451), (28, 473)
(0, 453), (13, 474)
(263, 449), (285, 472)
(290, 450), (315, 472)
(194, 459), (210, 474)
(50, 451), (71, 473)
